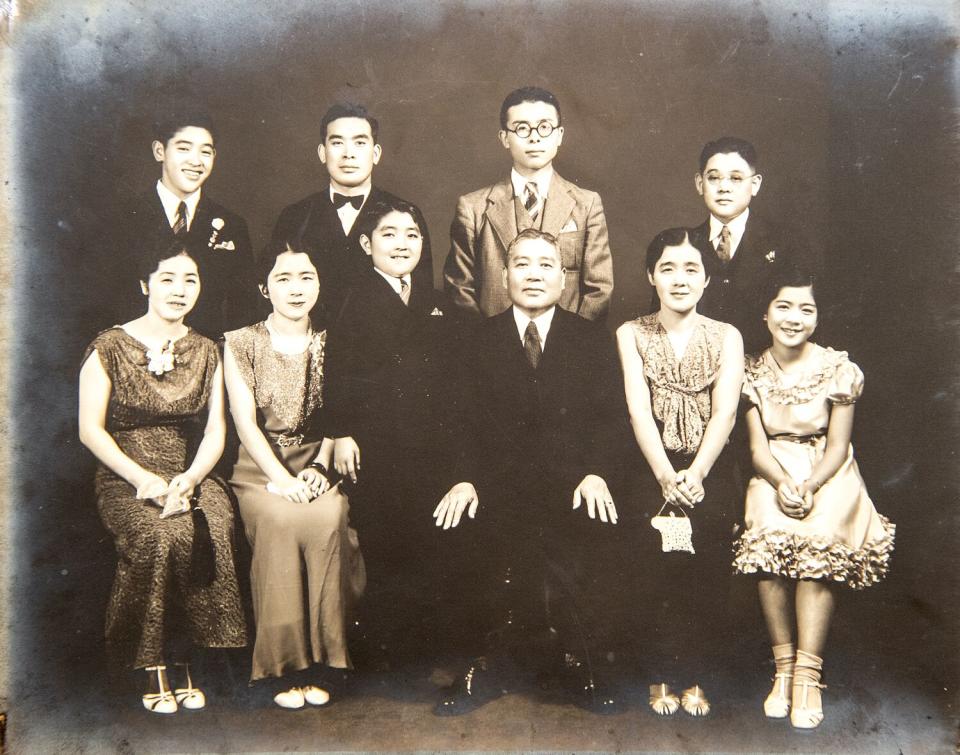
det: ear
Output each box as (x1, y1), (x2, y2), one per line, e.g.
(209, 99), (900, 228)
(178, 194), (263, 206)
(694, 172), (704, 197)
(140, 280), (149, 295)
(152, 140), (165, 163)
(317, 143), (327, 165)
(501, 265), (509, 290)
(258, 283), (270, 299)
(647, 270), (655, 287)
(498, 130), (510, 150)
(372, 143), (382, 166)
(750, 172), (763, 197)
(554, 125), (564, 149)
(703, 273), (710, 289)
(560, 267), (567, 291)
(359, 234), (373, 256)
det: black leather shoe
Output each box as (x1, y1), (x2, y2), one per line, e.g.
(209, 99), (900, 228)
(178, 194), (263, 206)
(433, 658), (504, 716)
(561, 653), (623, 715)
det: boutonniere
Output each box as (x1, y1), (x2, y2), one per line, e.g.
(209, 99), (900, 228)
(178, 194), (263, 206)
(430, 307), (444, 316)
(145, 340), (176, 376)
(208, 218), (235, 250)
(765, 250), (777, 263)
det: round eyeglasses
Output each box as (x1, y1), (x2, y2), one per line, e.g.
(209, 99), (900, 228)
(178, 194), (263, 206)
(505, 121), (559, 139)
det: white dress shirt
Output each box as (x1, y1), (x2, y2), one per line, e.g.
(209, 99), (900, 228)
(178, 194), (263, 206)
(374, 267), (411, 296)
(330, 183), (370, 235)
(513, 305), (556, 348)
(156, 180), (202, 231)
(708, 207), (750, 259)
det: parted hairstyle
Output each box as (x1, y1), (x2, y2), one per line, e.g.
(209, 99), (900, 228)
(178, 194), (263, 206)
(355, 198), (424, 241)
(505, 228), (561, 263)
(698, 136), (758, 173)
(320, 103), (380, 144)
(135, 239), (198, 284)
(645, 227), (712, 275)
(763, 266), (821, 311)
(255, 239), (317, 289)
(499, 86), (562, 130)
(153, 110), (217, 147)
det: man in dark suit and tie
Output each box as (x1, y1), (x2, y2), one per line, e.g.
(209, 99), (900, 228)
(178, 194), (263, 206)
(272, 103), (433, 322)
(433, 228), (628, 715)
(104, 112), (256, 339)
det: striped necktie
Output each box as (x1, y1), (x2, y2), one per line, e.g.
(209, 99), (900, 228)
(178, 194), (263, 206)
(716, 224), (732, 262)
(523, 320), (542, 369)
(172, 201), (188, 236)
(523, 181), (540, 223)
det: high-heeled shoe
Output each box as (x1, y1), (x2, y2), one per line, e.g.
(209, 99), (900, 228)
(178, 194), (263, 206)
(302, 685), (331, 706)
(681, 684), (711, 716)
(142, 665), (178, 714)
(648, 683), (679, 715)
(173, 663), (206, 710)
(274, 686), (306, 709)
(764, 672), (792, 718)
(790, 678), (825, 729)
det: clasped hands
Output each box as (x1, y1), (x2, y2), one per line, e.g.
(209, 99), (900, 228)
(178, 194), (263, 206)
(777, 478), (814, 519)
(136, 472), (198, 519)
(432, 474), (617, 530)
(268, 467), (330, 504)
(658, 468), (705, 509)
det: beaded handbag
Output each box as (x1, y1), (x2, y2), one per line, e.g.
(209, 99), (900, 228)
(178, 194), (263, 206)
(650, 503), (695, 553)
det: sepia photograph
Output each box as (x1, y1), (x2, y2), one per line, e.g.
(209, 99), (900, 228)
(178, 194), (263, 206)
(0, 0), (957, 751)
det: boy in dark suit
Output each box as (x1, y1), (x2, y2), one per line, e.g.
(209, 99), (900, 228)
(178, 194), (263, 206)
(323, 198), (457, 667)
(444, 87), (613, 321)
(433, 228), (627, 715)
(107, 112), (256, 339)
(272, 104), (433, 322)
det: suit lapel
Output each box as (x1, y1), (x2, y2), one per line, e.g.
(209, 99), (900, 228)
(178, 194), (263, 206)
(484, 180), (518, 254)
(540, 174), (576, 237)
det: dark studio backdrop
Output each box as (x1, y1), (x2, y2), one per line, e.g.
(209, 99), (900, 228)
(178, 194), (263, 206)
(4, 0), (957, 749)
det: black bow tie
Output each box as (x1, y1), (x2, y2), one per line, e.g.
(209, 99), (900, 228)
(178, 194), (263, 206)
(332, 193), (364, 210)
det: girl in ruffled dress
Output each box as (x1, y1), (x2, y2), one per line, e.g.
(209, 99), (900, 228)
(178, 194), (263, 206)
(733, 270), (895, 729)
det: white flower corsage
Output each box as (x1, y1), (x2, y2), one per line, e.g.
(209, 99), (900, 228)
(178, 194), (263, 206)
(430, 307), (444, 316)
(146, 340), (176, 376)
(208, 217), (235, 250)
(765, 250), (777, 263)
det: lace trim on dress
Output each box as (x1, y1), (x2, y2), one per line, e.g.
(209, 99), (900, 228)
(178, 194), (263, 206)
(732, 515), (895, 590)
(744, 347), (851, 406)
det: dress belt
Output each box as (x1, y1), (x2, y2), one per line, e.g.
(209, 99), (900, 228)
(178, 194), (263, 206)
(267, 431), (318, 448)
(772, 433), (825, 446)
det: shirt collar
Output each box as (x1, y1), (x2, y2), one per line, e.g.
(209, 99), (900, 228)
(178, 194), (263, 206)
(709, 207), (750, 242)
(329, 182), (371, 205)
(511, 166), (554, 200)
(374, 267), (411, 295)
(156, 180), (202, 229)
(512, 305), (556, 347)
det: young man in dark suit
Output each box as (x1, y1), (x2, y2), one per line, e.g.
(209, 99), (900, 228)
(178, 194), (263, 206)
(323, 198), (458, 668)
(107, 113), (256, 339)
(688, 136), (818, 353)
(444, 87), (613, 321)
(433, 228), (627, 715)
(272, 104), (433, 322)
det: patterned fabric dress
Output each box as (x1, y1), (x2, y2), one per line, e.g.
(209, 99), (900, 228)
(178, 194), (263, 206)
(733, 346), (895, 588)
(225, 321), (364, 682)
(85, 328), (248, 670)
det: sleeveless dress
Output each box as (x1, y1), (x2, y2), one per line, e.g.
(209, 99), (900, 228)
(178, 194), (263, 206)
(733, 346), (895, 588)
(225, 322), (365, 682)
(85, 328), (248, 669)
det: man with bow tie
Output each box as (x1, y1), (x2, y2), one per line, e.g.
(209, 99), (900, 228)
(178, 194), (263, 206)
(272, 103), (434, 323)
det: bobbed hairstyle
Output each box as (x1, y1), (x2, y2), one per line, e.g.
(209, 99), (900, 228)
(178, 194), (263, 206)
(698, 136), (758, 173)
(320, 103), (380, 144)
(499, 86), (562, 130)
(645, 227), (712, 275)
(135, 238), (198, 284)
(153, 110), (217, 147)
(763, 265), (820, 310)
(256, 239), (317, 289)
(505, 227), (561, 263)
(355, 198), (424, 241)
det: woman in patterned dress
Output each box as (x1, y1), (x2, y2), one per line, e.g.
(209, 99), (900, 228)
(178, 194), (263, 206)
(616, 227), (744, 717)
(224, 242), (363, 709)
(732, 271), (894, 728)
(78, 241), (247, 714)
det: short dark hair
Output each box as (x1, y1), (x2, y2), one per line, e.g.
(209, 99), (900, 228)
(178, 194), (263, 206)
(505, 228), (561, 263)
(255, 239), (317, 289)
(645, 227), (711, 275)
(356, 198), (424, 240)
(320, 103), (380, 143)
(699, 136), (758, 173)
(135, 238), (197, 283)
(499, 87), (562, 130)
(153, 110), (217, 147)
(763, 265), (820, 310)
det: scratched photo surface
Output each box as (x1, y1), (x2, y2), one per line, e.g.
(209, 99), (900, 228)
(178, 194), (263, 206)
(4, 0), (957, 751)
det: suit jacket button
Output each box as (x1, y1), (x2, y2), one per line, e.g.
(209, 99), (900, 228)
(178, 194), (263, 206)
(723, 278), (730, 284)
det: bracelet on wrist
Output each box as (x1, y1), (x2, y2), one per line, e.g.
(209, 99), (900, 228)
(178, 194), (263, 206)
(308, 461), (329, 476)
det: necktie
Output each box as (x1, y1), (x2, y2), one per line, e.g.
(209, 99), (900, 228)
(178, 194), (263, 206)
(523, 181), (540, 222)
(332, 193), (364, 210)
(172, 201), (188, 236)
(716, 224), (732, 262)
(398, 278), (410, 305)
(523, 320), (542, 369)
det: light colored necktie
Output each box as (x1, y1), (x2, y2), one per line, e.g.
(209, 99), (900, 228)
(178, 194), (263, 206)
(172, 201), (188, 236)
(716, 224), (732, 262)
(523, 320), (542, 369)
(399, 278), (410, 305)
(523, 181), (540, 222)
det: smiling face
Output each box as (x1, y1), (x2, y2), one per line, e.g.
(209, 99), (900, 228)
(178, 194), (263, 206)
(648, 240), (708, 315)
(498, 100), (564, 176)
(766, 285), (818, 349)
(152, 126), (216, 199)
(141, 253), (201, 322)
(261, 251), (320, 322)
(360, 211), (423, 278)
(318, 117), (382, 192)
(502, 236), (565, 318)
(695, 151), (762, 223)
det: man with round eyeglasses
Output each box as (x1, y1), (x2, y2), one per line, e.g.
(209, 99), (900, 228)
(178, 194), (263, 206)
(444, 86), (613, 321)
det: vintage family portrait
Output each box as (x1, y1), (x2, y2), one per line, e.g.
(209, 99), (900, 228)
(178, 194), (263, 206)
(0, 0), (956, 751)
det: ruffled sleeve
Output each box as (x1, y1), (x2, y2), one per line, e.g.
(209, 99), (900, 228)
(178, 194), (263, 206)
(741, 353), (764, 407)
(223, 325), (257, 392)
(827, 352), (864, 405)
